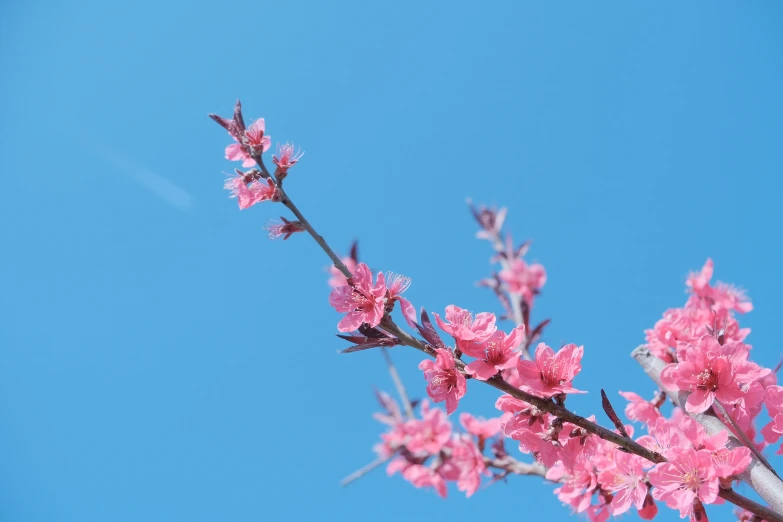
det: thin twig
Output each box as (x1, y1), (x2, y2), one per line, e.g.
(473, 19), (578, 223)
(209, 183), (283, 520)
(483, 456), (548, 478)
(252, 153), (351, 278)
(381, 347), (415, 420)
(340, 456), (388, 487)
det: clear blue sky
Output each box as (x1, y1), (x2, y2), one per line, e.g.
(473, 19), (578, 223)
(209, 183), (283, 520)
(1, 1), (782, 521)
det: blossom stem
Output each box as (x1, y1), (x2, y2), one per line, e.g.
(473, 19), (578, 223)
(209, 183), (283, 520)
(251, 153), (351, 278)
(339, 456), (389, 487)
(380, 347), (415, 420)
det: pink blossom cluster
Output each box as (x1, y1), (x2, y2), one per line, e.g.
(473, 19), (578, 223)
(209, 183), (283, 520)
(504, 396), (752, 521)
(327, 262), (416, 334)
(210, 104), (781, 522)
(645, 259), (752, 364)
(210, 101), (304, 215)
(344, 250), (775, 520)
(373, 391), (502, 498)
(471, 203), (547, 310)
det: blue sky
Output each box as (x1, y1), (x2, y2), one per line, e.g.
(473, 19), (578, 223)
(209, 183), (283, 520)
(1, 1), (782, 521)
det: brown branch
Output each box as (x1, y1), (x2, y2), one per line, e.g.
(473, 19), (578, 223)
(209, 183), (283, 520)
(721, 487), (782, 522)
(380, 317), (666, 465)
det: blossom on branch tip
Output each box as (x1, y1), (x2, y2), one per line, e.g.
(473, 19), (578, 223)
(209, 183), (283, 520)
(384, 272), (417, 329)
(272, 142), (304, 177)
(328, 262), (386, 332)
(211, 101), (271, 165)
(687, 258), (753, 314)
(243, 118), (271, 155)
(468, 201), (508, 240)
(419, 348), (466, 415)
(516, 342), (585, 398)
(264, 217), (305, 240)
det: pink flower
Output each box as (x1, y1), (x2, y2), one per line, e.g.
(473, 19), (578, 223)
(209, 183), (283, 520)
(211, 101), (265, 166)
(419, 349), (467, 415)
(710, 445), (751, 478)
(243, 118), (271, 155)
(762, 385), (783, 448)
(374, 426), (406, 459)
(459, 413), (501, 440)
(223, 119), (271, 165)
(385, 272), (418, 329)
(272, 142), (304, 175)
(434, 306), (496, 349)
(619, 391), (662, 425)
(328, 262), (387, 332)
(401, 464), (447, 498)
(660, 336), (766, 413)
(224, 173), (278, 209)
(548, 460), (599, 513)
(648, 447), (719, 518)
(440, 434), (486, 497)
(264, 217), (305, 240)
(687, 259), (753, 314)
(498, 258), (547, 305)
(225, 142), (255, 167)
(597, 452), (649, 516)
(404, 402), (452, 454)
(516, 342), (586, 398)
(496, 395), (549, 437)
(463, 326), (525, 380)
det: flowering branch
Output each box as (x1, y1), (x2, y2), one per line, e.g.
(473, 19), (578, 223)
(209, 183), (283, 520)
(633, 345), (783, 517)
(209, 101), (783, 522)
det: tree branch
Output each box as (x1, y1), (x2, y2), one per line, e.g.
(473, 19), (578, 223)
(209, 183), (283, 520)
(380, 347), (415, 420)
(340, 456), (389, 487)
(244, 156), (783, 520)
